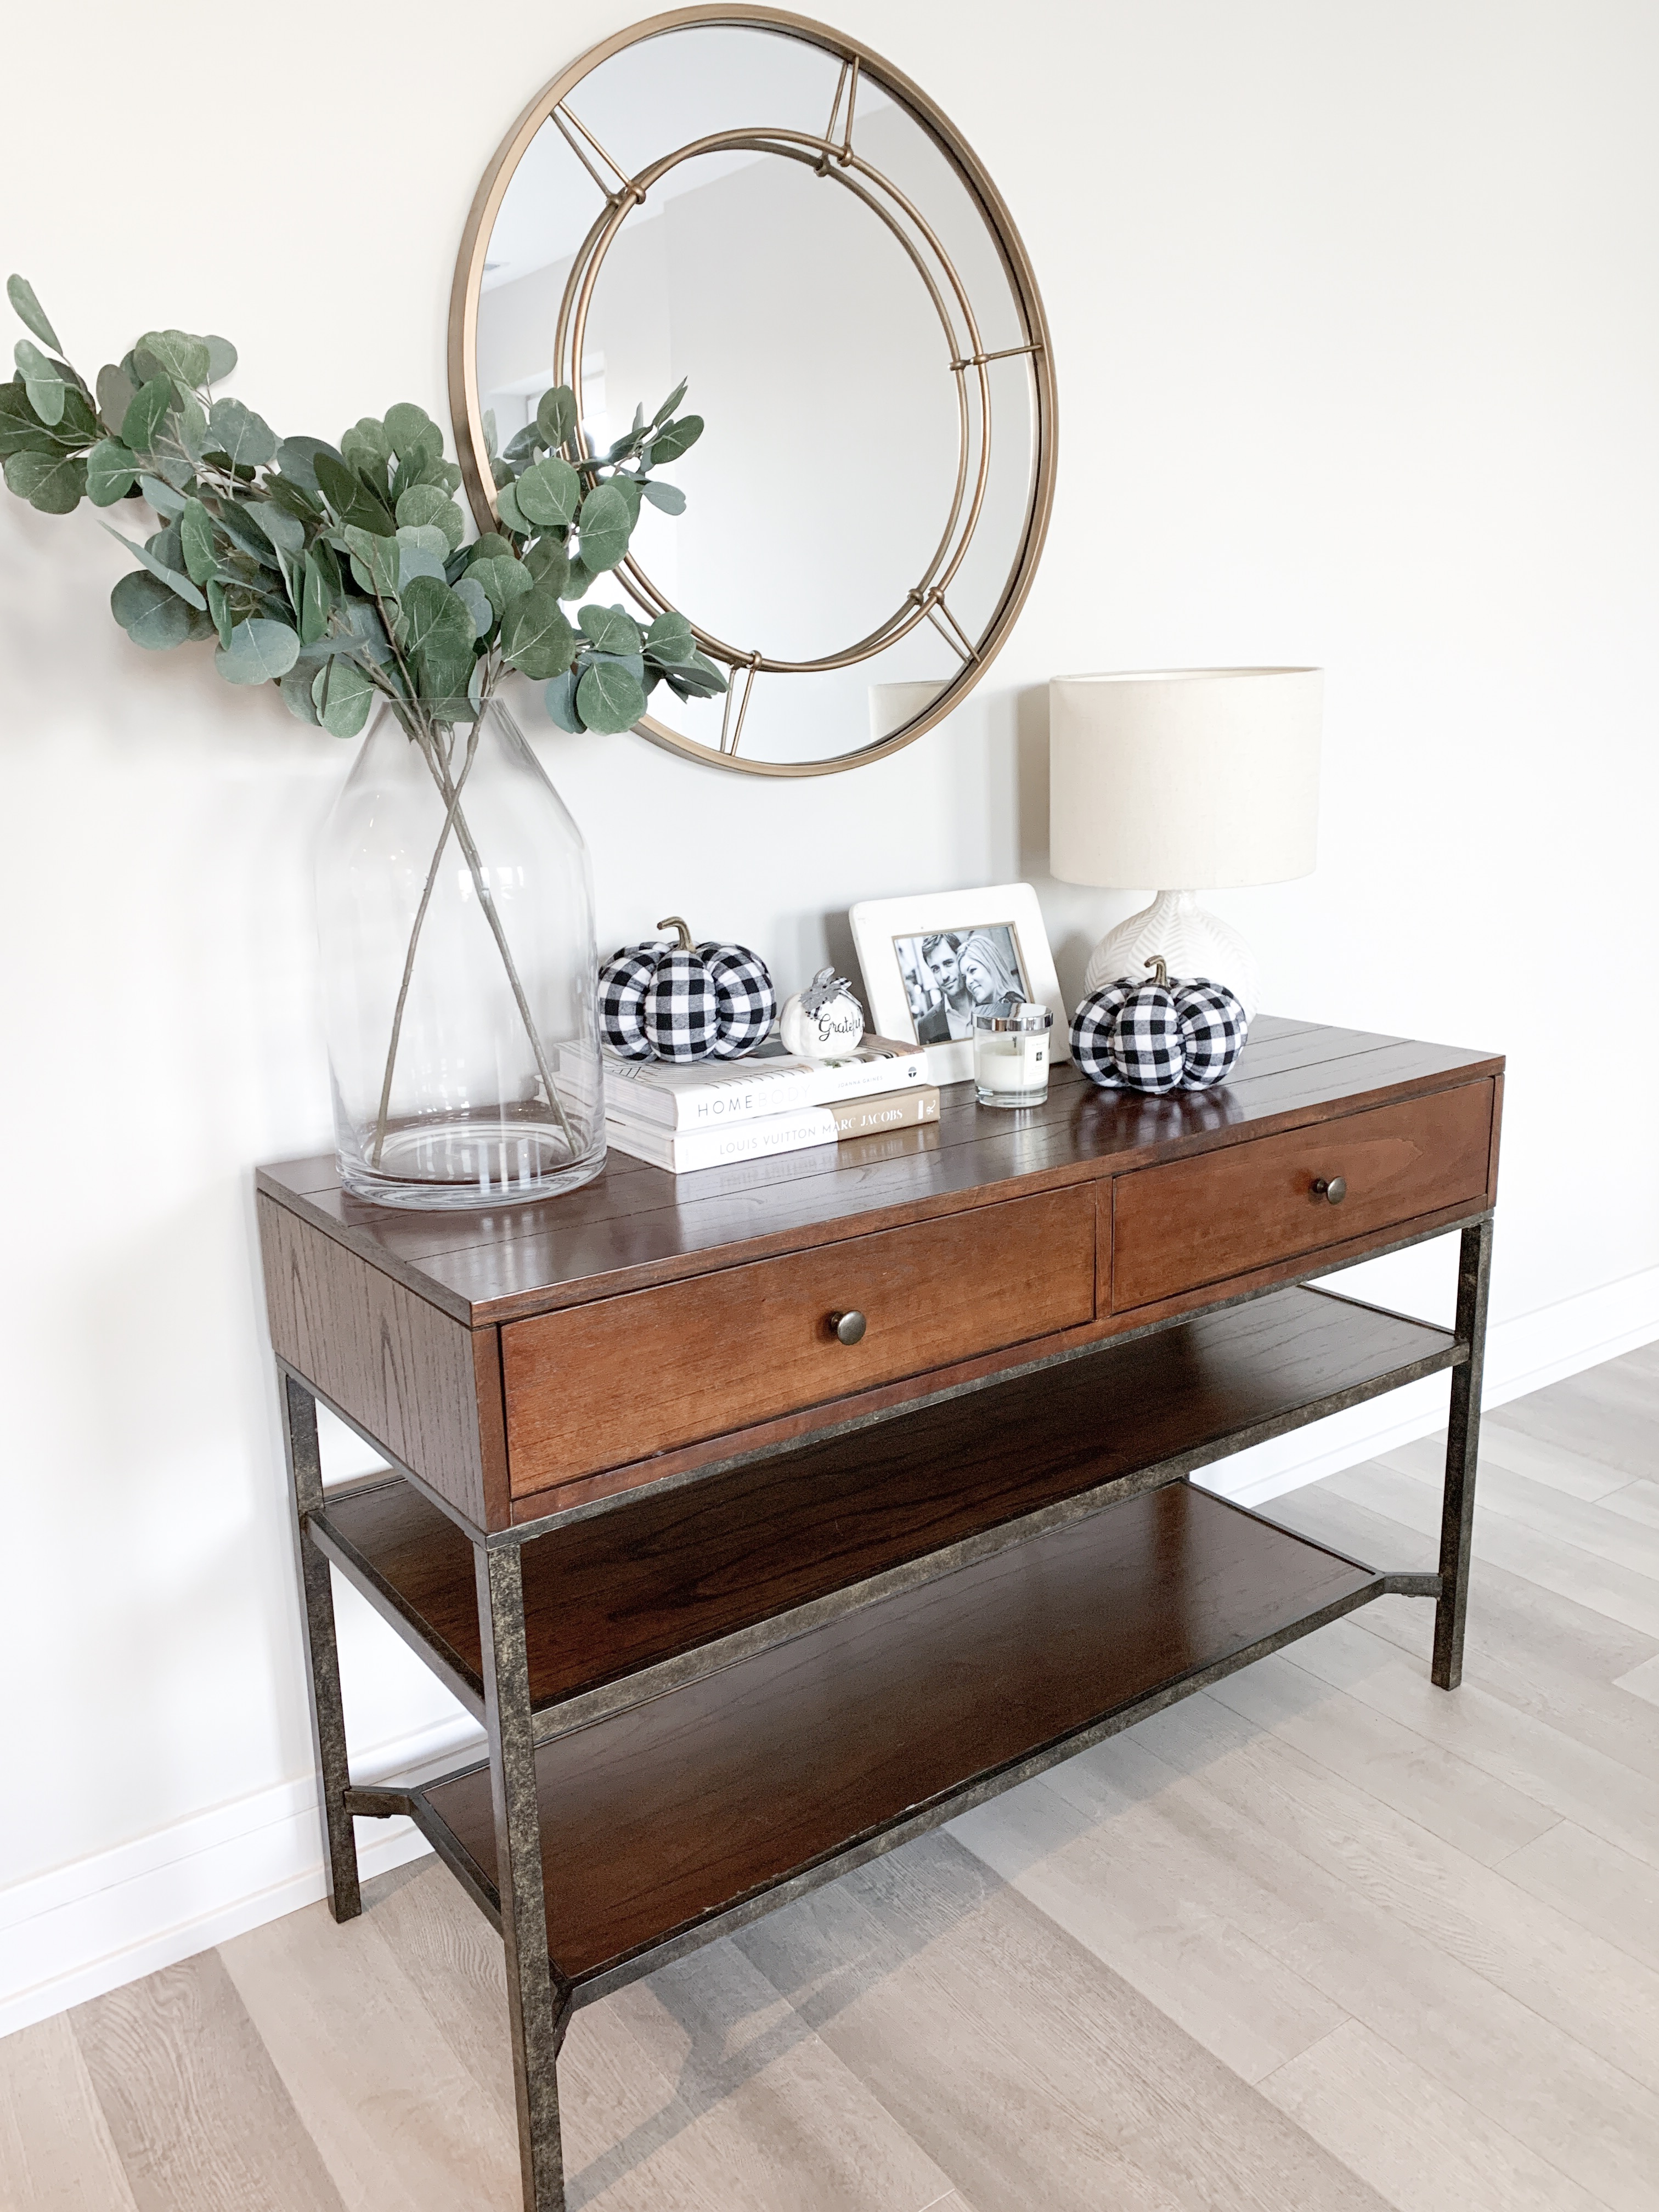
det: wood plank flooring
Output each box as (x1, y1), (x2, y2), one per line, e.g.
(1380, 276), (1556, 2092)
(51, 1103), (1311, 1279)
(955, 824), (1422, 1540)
(4, 1337), (1657, 2209)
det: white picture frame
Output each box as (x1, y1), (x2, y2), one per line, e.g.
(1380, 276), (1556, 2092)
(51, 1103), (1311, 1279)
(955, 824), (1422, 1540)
(849, 882), (1068, 1086)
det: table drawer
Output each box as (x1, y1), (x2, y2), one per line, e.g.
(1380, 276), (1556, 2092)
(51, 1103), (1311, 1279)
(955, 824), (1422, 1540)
(1110, 1079), (1494, 1313)
(503, 1185), (1097, 1494)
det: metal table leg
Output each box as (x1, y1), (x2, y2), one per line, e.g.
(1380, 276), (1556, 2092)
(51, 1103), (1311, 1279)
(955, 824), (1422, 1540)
(280, 1370), (362, 1921)
(1433, 1217), (1494, 1689)
(476, 1541), (567, 2212)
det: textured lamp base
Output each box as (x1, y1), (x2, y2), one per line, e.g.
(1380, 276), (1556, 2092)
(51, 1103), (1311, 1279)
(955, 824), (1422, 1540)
(1082, 890), (1261, 1024)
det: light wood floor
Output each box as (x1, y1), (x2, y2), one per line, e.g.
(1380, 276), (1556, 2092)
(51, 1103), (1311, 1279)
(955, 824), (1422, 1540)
(5, 1338), (1659, 2210)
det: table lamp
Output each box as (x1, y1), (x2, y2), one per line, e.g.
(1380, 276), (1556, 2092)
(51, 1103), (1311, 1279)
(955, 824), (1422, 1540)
(1048, 668), (1323, 1023)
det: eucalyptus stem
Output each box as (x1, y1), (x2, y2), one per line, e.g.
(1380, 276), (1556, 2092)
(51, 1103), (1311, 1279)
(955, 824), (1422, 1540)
(403, 708), (580, 1158)
(368, 715), (481, 1169)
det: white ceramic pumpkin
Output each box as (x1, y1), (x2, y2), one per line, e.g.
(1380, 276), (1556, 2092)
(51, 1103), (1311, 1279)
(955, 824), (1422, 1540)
(780, 966), (866, 1060)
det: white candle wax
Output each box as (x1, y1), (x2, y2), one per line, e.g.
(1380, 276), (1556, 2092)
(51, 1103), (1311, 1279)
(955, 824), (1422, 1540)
(974, 1031), (1048, 1094)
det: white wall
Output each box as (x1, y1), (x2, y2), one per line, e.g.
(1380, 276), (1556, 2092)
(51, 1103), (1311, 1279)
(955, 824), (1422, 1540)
(3, 0), (1657, 2032)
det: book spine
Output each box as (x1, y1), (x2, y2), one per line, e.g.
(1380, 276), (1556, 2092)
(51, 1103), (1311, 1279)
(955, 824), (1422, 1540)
(825, 1088), (940, 1138)
(605, 1042), (929, 1132)
(662, 1108), (840, 1171)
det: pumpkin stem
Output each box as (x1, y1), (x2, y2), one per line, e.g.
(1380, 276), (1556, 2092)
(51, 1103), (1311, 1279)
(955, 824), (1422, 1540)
(1144, 954), (1170, 989)
(656, 915), (695, 951)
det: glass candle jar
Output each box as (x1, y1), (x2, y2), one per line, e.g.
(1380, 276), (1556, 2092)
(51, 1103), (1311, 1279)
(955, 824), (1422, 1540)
(973, 1001), (1054, 1107)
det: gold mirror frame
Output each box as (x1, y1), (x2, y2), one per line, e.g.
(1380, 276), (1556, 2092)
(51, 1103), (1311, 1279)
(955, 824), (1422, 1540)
(449, 5), (1058, 777)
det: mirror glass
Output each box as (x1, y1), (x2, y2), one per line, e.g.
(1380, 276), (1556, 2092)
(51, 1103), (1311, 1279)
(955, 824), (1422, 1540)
(456, 16), (1054, 774)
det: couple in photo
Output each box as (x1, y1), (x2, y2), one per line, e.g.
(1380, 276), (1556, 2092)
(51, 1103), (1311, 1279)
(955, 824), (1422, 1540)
(907, 928), (1025, 1043)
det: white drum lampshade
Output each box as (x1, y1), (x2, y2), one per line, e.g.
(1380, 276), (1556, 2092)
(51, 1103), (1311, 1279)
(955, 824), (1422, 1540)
(1048, 668), (1323, 1023)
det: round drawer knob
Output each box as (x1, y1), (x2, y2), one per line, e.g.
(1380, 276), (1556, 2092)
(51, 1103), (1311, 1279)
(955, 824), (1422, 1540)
(1312, 1176), (1348, 1205)
(828, 1309), (867, 1346)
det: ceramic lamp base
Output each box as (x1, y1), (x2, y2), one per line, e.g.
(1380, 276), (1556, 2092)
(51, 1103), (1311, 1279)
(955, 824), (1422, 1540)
(1082, 889), (1261, 1024)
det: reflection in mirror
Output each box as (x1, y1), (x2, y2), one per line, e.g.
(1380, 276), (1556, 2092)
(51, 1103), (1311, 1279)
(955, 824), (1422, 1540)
(457, 16), (1054, 774)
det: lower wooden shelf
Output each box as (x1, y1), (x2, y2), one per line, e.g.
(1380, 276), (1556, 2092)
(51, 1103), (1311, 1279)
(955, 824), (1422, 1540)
(404, 1480), (1381, 1996)
(314, 1283), (1457, 1734)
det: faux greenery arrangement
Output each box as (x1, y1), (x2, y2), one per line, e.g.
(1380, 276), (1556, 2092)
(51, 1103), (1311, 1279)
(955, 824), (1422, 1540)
(0, 272), (726, 741)
(0, 272), (727, 1184)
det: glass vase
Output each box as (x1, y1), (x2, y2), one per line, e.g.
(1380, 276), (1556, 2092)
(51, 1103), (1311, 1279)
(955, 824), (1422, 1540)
(316, 698), (605, 1209)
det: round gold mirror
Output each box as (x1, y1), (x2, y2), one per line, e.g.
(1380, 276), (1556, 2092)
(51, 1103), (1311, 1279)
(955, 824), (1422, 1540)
(450, 5), (1056, 776)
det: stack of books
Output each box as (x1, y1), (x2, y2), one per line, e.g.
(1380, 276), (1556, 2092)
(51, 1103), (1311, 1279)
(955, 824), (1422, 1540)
(605, 1036), (938, 1173)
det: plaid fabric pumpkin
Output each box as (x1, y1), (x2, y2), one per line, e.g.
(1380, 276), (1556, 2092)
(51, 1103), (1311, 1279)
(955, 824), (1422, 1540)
(599, 916), (776, 1063)
(1070, 958), (1248, 1093)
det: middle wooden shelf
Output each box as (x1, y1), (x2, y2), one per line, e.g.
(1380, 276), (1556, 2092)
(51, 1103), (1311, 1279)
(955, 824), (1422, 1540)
(311, 1281), (1460, 1741)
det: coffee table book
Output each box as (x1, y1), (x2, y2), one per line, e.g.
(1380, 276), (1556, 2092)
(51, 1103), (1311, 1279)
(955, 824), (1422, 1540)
(602, 1035), (928, 1130)
(608, 1084), (940, 1173)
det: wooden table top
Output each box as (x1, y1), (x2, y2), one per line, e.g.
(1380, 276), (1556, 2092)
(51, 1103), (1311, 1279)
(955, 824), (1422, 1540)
(256, 1015), (1503, 1330)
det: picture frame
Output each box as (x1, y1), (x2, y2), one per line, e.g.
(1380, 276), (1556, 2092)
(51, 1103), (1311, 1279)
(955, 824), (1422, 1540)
(849, 882), (1068, 1086)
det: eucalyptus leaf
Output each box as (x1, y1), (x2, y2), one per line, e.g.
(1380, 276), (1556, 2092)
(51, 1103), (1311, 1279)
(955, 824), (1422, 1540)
(315, 447), (395, 534)
(205, 397), (278, 470)
(174, 390), (208, 467)
(648, 414), (703, 465)
(650, 377), (688, 430)
(215, 500), (283, 569)
(394, 482), (464, 549)
(15, 340), (67, 427)
(396, 543), (448, 591)
(452, 574), (493, 640)
(494, 481), (527, 535)
(0, 378), (62, 457)
(544, 669), (581, 731)
(312, 656), (375, 737)
(206, 577), (232, 648)
(177, 498), (217, 586)
(499, 587), (575, 680)
(523, 535), (569, 599)
(121, 375), (172, 455)
(86, 440), (140, 506)
(150, 454), (195, 492)
(263, 474), (320, 525)
(274, 435), (339, 497)
(111, 568), (196, 648)
(466, 554), (532, 618)
(561, 554), (596, 601)
(7, 275), (61, 352)
(139, 473), (186, 518)
(250, 501), (304, 555)
(95, 363), (137, 437)
(340, 599), (392, 664)
(608, 474), (642, 528)
(278, 664), (320, 724)
(515, 454), (580, 529)
(383, 401), (432, 458)
(342, 524), (401, 602)
(645, 610), (696, 665)
(4, 447), (84, 511)
(574, 481), (630, 574)
(400, 579), (477, 690)
(504, 422), (543, 466)
(578, 602), (641, 656)
(300, 551), (334, 645)
(100, 521), (206, 606)
(641, 477), (686, 516)
(215, 616), (300, 684)
(204, 334), (238, 383)
(575, 656), (647, 733)
(467, 532), (516, 566)
(136, 329), (211, 388)
(535, 385), (578, 449)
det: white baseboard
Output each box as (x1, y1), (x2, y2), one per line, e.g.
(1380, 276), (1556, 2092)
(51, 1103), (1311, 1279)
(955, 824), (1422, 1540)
(0, 1716), (482, 2042)
(6, 1264), (1658, 2046)
(1195, 1261), (1659, 1506)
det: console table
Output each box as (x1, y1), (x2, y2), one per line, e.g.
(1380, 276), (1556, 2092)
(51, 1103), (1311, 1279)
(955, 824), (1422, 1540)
(257, 1014), (1500, 2212)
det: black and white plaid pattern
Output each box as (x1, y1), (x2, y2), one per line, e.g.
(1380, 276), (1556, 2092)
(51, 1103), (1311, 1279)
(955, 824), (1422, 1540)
(598, 937), (776, 1063)
(700, 942), (777, 1059)
(1071, 974), (1248, 1093)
